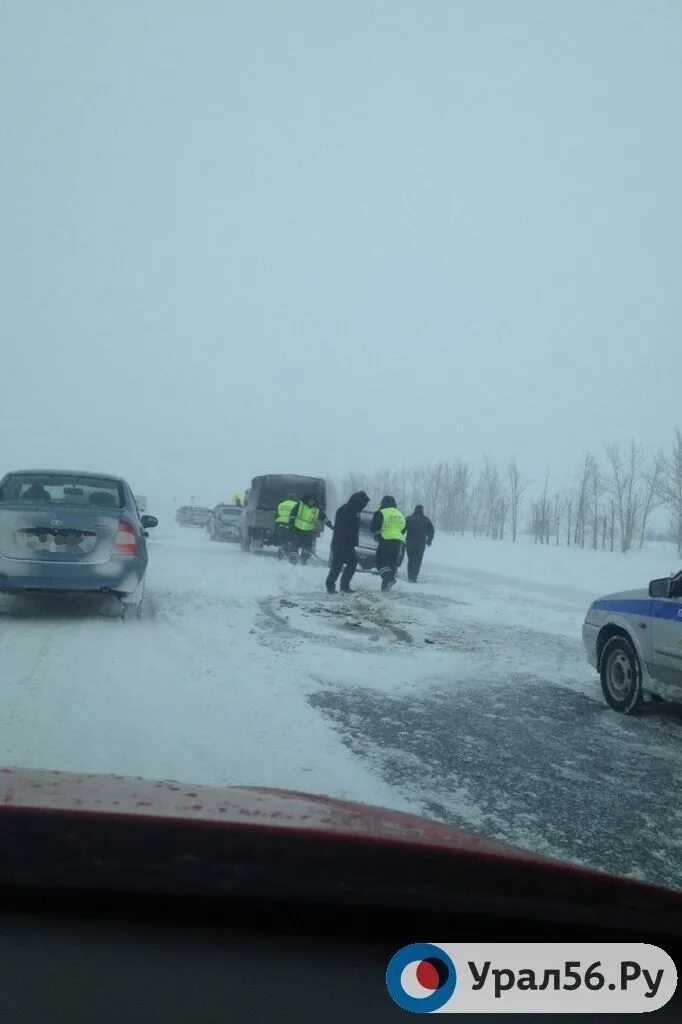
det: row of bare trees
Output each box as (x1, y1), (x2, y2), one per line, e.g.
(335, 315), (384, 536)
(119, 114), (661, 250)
(339, 428), (682, 555)
(342, 459), (520, 541)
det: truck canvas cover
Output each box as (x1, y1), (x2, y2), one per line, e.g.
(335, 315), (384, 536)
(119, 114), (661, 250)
(248, 475), (326, 511)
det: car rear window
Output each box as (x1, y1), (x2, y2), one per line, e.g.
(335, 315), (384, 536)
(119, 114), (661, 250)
(0, 474), (124, 509)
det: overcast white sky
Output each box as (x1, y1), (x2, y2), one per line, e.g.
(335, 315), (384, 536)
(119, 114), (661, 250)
(2, 1), (680, 508)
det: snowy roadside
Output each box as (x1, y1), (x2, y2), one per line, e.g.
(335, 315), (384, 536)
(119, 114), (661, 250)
(425, 532), (679, 596)
(0, 524), (680, 889)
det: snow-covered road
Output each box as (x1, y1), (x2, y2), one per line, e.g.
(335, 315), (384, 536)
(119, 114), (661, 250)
(1, 526), (681, 890)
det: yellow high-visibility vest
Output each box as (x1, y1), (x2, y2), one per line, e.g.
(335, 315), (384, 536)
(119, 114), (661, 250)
(379, 507), (406, 541)
(276, 499), (297, 524)
(293, 503), (319, 532)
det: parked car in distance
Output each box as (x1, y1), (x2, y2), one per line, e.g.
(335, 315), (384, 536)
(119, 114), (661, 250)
(0, 469), (158, 615)
(208, 504), (242, 542)
(175, 506), (211, 528)
(583, 569), (682, 712)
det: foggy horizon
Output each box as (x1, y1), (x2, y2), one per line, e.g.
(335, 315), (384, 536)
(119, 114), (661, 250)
(2, 1), (680, 511)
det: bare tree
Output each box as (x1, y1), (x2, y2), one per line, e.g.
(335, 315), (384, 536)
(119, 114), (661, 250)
(480, 457), (501, 538)
(605, 442), (643, 553)
(407, 465), (426, 514)
(428, 462), (450, 527)
(507, 459), (528, 543)
(529, 473), (551, 544)
(371, 468), (403, 508)
(530, 500), (542, 543)
(589, 457), (603, 550)
(470, 476), (486, 537)
(498, 497), (509, 540)
(573, 453), (593, 548)
(396, 464), (407, 511)
(432, 460), (470, 535)
(342, 472), (369, 496)
(342, 435), (679, 555)
(540, 471), (551, 544)
(662, 428), (682, 556)
(451, 459), (471, 534)
(489, 496), (508, 540)
(561, 493), (569, 544)
(637, 450), (664, 549)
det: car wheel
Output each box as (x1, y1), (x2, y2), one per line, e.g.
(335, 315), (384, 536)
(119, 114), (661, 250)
(600, 635), (643, 714)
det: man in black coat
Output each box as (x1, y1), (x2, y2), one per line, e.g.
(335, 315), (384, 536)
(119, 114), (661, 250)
(404, 504), (435, 582)
(325, 491), (370, 594)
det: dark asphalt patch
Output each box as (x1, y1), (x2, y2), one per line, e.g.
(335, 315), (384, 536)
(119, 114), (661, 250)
(308, 677), (682, 890)
(257, 595), (413, 651)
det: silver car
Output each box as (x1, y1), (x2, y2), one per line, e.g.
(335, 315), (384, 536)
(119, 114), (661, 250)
(354, 510), (405, 571)
(207, 504), (242, 542)
(583, 570), (682, 712)
(0, 469), (158, 615)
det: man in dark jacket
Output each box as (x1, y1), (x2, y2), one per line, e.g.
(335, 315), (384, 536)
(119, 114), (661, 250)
(370, 495), (406, 592)
(404, 504), (435, 582)
(325, 491), (370, 594)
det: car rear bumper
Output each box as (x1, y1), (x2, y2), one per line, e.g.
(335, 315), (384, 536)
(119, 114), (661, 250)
(215, 527), (240, 540)
(0, 558), (145, 596)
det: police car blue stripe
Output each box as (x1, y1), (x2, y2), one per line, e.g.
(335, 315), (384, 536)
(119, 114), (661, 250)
(592, 598), (682, 621)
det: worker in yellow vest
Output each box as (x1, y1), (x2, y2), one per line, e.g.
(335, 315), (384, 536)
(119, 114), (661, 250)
(274, 494), (297, 558)
(370, 495), (406, 591)
(232, 492), (243, 507)
(288, 493), (324, 566)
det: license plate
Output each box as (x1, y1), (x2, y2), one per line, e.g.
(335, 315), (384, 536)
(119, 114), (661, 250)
(18, 528), (97, 555)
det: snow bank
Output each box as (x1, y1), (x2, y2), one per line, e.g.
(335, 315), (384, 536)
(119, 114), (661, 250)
(429, 533), (678, 597)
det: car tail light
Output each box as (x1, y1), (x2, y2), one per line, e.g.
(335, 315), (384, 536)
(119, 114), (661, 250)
(114, 520), (138, 555)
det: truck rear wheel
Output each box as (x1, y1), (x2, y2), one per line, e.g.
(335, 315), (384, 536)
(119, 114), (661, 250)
(600, 635), (643, 714)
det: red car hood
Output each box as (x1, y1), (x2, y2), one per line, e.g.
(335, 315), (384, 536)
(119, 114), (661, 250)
(0, 767), (680, 934)
(0, 765), (667, 881)
(0, 765), (545, 860)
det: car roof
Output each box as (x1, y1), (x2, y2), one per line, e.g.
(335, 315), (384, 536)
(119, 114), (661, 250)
(5, 469), (127, 483)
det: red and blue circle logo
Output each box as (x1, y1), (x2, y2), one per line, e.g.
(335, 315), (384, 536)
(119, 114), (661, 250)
(386, 943), (457, 1013)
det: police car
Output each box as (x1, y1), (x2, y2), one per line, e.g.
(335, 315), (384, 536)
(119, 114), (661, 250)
(583, 569), (682, 713)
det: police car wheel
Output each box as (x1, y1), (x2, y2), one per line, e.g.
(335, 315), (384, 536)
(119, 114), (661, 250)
(600, 635), (643, 714)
